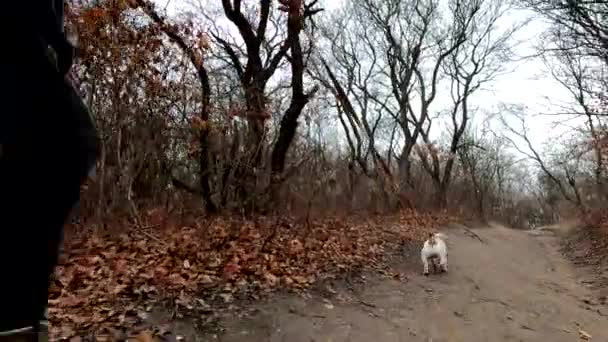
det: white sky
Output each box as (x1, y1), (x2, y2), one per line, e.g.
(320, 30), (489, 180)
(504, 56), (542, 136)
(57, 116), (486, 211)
(156, 0), (582, 153)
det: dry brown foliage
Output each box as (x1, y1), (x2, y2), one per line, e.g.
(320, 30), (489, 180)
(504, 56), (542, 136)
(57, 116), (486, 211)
(50, 209), (451, 339)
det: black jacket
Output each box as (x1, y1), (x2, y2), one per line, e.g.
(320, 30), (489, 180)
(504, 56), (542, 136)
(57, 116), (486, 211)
(46, 0), (75, 75)
(14, 0), (75, 75)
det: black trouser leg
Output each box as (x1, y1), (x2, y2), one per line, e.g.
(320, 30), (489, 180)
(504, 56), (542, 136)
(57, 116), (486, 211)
(0, 38), (98, 331)
(0, 114), (97, 333)
(0, 145), (85, 331)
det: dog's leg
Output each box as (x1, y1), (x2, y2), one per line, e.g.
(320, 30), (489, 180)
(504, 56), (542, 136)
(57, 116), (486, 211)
(431, 259), (438, 274)
(422, 256), (430, 276)
(440, 253), (448, 273)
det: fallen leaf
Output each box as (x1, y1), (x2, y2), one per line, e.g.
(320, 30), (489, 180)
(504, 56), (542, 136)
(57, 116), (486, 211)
(112, 284), (129, 295)
(200, 274), (214, 284)
(326, 285), (337, 294)
(135, 330), (155, 342)
(223, 262), (241, 279)
(219, 293), (234, 303)
(264, 272), (278, 285)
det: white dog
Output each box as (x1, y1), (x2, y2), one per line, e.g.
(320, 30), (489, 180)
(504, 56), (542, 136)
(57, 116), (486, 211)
(421, 232), (448, 276)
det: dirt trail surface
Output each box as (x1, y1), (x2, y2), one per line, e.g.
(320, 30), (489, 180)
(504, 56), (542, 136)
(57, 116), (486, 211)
(194, 224), (608, 342)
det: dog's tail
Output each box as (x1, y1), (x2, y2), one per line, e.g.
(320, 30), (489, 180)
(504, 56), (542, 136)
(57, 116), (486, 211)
(434, 232), (448, 240)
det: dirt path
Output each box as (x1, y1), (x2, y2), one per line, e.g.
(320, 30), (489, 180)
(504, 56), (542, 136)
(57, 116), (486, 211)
(194, 224), (607, 342)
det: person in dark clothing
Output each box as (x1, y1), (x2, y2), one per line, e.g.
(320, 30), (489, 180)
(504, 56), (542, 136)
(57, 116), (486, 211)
(0, 0), (99, 339)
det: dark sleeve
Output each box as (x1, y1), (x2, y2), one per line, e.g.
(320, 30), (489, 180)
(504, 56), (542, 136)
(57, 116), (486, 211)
(1, 1), (74, 74)
(3, 1), (64, 40)
(35, 0), (74, 75)
(27, 0), (65, 44)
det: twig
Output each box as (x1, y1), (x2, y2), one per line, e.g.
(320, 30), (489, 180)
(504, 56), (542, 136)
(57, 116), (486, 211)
(260, 222), (279, 253)
(476, 297), (511, 308)
(133, 224), (167, 246)
(358, 299), (377, 308)
(288, 307), (326, 319)
(462, 227), (485, 243)
(138, 223), (162, 230)
(139, 229), (167, 246)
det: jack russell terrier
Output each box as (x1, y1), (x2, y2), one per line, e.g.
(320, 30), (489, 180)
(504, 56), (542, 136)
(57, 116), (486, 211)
(421, 232), (448, 276)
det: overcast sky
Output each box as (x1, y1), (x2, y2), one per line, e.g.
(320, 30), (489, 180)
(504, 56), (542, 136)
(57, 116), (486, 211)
(155, 0), (581, 153)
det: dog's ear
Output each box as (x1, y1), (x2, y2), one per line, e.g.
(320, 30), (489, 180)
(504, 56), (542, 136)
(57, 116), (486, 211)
(428, 232), (434, 239)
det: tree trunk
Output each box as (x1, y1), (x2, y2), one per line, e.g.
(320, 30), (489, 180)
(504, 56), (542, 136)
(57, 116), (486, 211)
(199, 129), (217, 213)
(271, 2), (319, 176)
(198, 56), (217, 214)
(271, 17), (309, 175)
(398, 143), (415, 190)
(244, 83), (267, 168)
(271, 99), (306, 174)
(437, 184), (448, 210)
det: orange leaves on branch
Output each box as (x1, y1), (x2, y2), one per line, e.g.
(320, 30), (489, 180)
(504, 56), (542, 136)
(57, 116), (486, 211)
(191, 116), (209, 132)
(146, 38), (164, 53)
(197, 32), (211, 50)
(186, 117), (209, 159)
(192, 49), (204, 68)
(78, 0), (134, 29)
(81, 7), (107, 22)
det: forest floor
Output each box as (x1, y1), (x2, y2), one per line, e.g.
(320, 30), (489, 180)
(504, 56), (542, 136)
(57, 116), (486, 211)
(51, 217), (608, 341)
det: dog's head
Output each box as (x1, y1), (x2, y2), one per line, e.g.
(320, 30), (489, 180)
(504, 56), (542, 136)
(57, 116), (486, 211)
(427, 232), (437, 246)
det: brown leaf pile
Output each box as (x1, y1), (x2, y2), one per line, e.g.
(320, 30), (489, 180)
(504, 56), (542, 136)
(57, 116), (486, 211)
(561, 209), (608, 294)
(50, 210), (451, 340)
(578, 209), (608, 261)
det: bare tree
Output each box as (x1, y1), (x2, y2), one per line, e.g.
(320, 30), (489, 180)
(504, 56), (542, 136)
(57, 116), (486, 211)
(311, 8), (391, 173)
(523, 0), (608, 209)
(524, 0), (608, 63)
(309, 0), (523, 209)
(541, 40), (608, 199)
(457, 127), (517, 216)
(314, 0), (479, 191)
(210, 1), (320, 168)
(369, 0), (482, 189)
(132, 0), (218, 213)
(151, 0), (323, 212)
(500, 106), (584, 209)
(414, 0), (521, 207)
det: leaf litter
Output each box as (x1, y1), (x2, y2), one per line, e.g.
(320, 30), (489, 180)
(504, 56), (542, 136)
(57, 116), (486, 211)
(50, 209), (451, 340)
